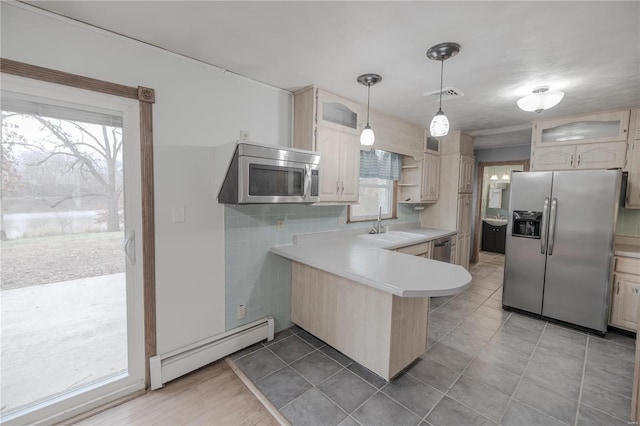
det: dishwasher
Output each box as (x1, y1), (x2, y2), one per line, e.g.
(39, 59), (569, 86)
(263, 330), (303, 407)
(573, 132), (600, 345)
(432, 236), (452, 263)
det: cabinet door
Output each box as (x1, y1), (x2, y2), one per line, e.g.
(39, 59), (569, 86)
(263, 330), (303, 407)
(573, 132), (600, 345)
(338, 132), (360, 202)
(450, 239), (457, 264)
(421, 153), (439, 202)
(631, 108), (640, 141)
(531, 145), (576, 171)
(457, 194), (472, 235)
(575, 141), (627, 170)
(533, 110), (630, 146)
(458, 155), (474, 193)
(316, 89), (362, 135)
(316, 127), (342, 201)
(627, 140), (640, 208)
(495, 225), (506, 253)
(611, 273), (640, 331)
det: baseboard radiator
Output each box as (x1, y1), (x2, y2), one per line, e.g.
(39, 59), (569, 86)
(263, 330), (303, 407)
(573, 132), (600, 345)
(150, 317), (274, 390)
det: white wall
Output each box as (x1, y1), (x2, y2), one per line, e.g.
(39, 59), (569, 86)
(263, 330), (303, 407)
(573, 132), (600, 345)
(1, 3), (292, 354)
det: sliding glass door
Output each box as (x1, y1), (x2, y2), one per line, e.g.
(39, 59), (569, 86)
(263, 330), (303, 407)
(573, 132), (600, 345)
(1, 76), (144, 424)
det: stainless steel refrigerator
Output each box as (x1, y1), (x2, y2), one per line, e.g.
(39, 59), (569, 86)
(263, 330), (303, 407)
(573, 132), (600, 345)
(502, 169), (621, 333)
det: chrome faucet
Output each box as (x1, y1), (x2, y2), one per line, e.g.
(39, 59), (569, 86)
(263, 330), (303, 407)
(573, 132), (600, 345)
(372, 206), (383, 234)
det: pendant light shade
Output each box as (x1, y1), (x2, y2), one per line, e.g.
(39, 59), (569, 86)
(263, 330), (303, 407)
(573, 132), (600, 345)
(426, 42), (460, 137)
(490, 174), (499, 181)
(357, 74), (382, 146)
(517, 86), (564, 113)
(501, 171), (510, 181)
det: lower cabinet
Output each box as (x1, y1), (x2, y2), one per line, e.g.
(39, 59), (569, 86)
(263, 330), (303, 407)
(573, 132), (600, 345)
(395, 242), (431, 258)
(481, 222), (506, 254)
(610, 256), (640, 331)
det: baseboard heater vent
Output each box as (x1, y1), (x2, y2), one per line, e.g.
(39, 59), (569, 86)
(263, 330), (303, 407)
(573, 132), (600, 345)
(150, 317), (274, 390)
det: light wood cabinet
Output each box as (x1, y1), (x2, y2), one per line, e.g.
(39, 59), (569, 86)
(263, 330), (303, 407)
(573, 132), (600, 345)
(420, 131), (475, 270)
(316, 127), (360, 202)
(316, 89), (363, 135)
(395, 241), (431, 258)
(421, 153), (440, 202)
(450, 236), (457, 264)
(531, 141), (627, 171)
(610, 255), (640, 331)
(626, 109), (640, 209)
(530, 109), (632, 172)
(458, 155), (475, 193)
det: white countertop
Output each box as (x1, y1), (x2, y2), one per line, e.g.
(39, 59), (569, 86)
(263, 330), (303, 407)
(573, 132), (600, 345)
(269, 224), (472, 298)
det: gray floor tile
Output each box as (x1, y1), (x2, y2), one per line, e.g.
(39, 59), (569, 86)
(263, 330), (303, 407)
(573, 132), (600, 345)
(530, 345), (584, 377)
(538, 325), (587, 358)
(233, 347), (286, 381)
(438, 329), (487, 358)
(430, 296), (453, 309)
(577, 403), (629, 426)
(318, 369), (377, 413)
(454, 291), (489, 305)
(298, 330), (326, 348)
(501, 400), (566, 426)
(455, 318), (501, 340)
(291, 350), (342, 385)
(347, 363), (387, 389)
(263, 329), (293, 346)
(474, 304), (509, 321)
(513, 378), (578, 425)
(448, 375), (510, 423)
(587, 336), (635, 363)
(381, 372), (443, 418)
(584, 363), (633, 396)
(256, 366), (312, 409)
(430, 307), (466, 325)
(523, 359), (582, 400)
(338, 416), (361, 426)
(320, 345), (354, 367)
(506, 312), (547, 332)
(426, 396), (496, 426)
(406, 357), (459, 392)
(499, 320), (544, 345)
(229, 342), (264, 360)
(489, 329), (538, 358)
(352, 392), (421, 426)
(475, 343), (531, 376)
(428, 317), (457, 342)
(268, 334), (315, 364)
(483, 297), (503, 309)
(466, 285), (496, 297)
(598, 331), (636, 349)
(423, 342), (473, 372)
(586, 349), (634, 378)
(281, 388), (347, 426)
(580, 381), (631, 421)
(464, 358), (521, 396)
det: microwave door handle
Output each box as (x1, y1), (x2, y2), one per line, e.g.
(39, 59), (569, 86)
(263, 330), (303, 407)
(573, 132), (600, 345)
(540, 197), (549, 254)
(303, 165), (312, 201)
(548, 198), (558, 256)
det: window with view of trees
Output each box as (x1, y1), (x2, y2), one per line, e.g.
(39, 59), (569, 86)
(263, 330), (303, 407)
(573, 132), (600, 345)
(348, 177), (397, 222)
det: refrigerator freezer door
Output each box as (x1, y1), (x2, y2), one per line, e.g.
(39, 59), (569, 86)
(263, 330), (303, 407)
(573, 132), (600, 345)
(542, 169), (621, 332)
(503, 171), (553, 314)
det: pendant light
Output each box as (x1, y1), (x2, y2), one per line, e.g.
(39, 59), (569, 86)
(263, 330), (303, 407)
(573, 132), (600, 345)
(490, 173), (499, 181)
(501, 167), (510, 181)
(517, 86), (564, 113)
(357, 73), (382, 146)
(426, 42), (460, 137)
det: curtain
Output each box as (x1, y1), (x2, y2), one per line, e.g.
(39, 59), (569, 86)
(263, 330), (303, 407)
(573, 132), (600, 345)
(360, 149), (402, 181)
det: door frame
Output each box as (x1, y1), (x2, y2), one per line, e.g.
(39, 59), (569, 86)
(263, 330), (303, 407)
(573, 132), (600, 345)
(1, 58), (156, 380)
(471, 159), (529, 264)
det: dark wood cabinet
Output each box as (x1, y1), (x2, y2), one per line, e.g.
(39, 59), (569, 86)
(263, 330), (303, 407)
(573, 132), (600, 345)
(481, 221), (507, 254)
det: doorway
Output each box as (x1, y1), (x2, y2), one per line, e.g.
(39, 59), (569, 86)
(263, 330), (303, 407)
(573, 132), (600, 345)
(471, 160), (529, 263)
(1, 76), (145, 424)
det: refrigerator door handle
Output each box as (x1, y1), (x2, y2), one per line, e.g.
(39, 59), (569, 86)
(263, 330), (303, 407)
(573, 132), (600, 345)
(540, 197), (550, 254)
(548, 198), (558, 255)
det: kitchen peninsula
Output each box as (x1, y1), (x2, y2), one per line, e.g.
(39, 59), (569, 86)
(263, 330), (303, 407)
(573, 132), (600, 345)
(270, 225), (472, 380)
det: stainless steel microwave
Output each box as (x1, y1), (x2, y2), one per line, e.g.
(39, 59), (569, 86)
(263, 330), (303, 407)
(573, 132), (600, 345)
(218, 142), (320, 204)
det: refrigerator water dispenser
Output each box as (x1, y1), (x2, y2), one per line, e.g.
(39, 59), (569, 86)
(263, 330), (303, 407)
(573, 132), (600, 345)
(512, 210), (542, 239)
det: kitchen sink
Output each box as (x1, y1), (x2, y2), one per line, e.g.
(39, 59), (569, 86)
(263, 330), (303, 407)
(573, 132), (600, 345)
(358, 230), (424, 242)
(483, 218), (508, 226)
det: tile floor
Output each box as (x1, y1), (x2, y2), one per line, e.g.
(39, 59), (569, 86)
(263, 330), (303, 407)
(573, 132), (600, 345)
(231, 251), (636, 426)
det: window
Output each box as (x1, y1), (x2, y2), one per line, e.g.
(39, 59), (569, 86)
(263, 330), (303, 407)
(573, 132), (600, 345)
(348, 177), (397, 222)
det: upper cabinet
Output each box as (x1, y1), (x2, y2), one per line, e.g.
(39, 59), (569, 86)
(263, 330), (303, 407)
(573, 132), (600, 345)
(316, 90), (362, 135)
(532, 110), (630, 147)
(626, 108), (640, 208)
(424, 136), (441, 155)
(458, 155), (475, 193)
(530, 109), (631, 172)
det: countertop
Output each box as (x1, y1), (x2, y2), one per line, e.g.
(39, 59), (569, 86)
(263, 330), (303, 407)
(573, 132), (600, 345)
(269, 224), (472, 298)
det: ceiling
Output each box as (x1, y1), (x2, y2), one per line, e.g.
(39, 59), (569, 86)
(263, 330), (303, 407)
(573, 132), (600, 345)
(25, 1), (640, 149)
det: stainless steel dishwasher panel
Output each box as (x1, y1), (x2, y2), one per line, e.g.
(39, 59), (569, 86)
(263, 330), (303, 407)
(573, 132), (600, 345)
(432, 237), (452, 263)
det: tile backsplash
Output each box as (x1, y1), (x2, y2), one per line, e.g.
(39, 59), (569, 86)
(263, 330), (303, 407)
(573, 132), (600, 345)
(617, 207), (640, 236)
(224, 203), (420, 332)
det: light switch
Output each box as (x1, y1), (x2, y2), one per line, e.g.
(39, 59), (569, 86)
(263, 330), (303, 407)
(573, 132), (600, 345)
(172, 205), (186, 223)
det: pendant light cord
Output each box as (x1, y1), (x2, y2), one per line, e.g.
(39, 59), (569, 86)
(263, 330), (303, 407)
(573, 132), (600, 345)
(438, 59), (444, 111)
(366, 83), (371, 126)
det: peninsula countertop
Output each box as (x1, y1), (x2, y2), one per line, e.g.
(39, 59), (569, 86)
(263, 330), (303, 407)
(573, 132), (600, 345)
(269, 224), (472, 298)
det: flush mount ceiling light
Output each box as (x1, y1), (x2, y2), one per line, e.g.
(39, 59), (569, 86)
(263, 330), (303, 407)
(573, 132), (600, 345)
(517, 86), (565, 113)
(357, 73), (382, 146)
(426, 42), (460, 137)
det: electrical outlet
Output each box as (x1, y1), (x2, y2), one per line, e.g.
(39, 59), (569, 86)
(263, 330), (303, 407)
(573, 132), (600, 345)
(172, 205), (186, 223)
(237, 304), (246, 320)
(240, 130), (250, 141)
(276, 219), (285, 231)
